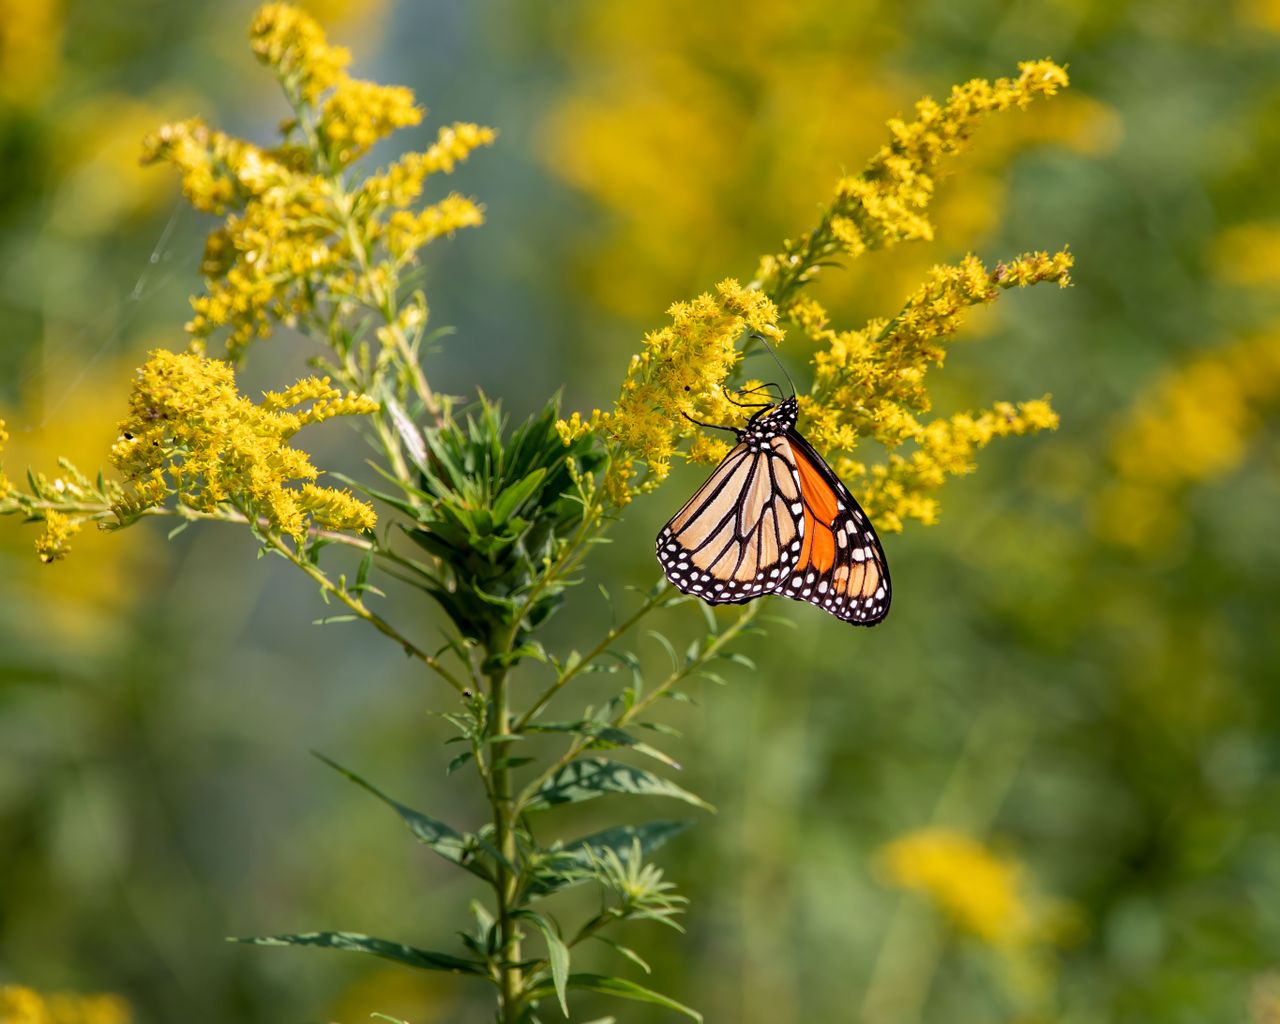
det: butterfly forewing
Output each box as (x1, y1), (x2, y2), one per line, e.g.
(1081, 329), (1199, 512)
(657, 440), (805, 604)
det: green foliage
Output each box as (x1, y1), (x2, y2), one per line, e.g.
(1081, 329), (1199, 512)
(390, 396), (606, 649)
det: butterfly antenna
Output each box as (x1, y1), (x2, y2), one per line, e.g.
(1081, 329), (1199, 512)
(748, 333), (796, 398)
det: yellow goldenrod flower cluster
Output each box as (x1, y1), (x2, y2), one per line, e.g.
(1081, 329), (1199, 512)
(569, 59), (1073, 526)
(802, 250), (1070, 530)
(878, 828), (1043, 948)
(111, 349), (379, 539)
(142, 3), (494, 359)
(757, 60), (1070, 311)
(0, 985), (130, 1024)
(249, 2), (350, 104)
(320, 78), (421, 166)
(34, 508), (83, 563)
(1096, 331), (1280, 549)
(563, 279), (783, 504)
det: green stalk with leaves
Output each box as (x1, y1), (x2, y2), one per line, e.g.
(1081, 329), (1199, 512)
(0, 6), (1076, 1022)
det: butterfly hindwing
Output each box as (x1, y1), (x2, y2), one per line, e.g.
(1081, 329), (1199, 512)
(779, 429), (891, 625)
(656, 439), (805, 604)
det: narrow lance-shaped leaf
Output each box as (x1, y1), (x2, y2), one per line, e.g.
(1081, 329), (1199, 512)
(526, 758), (713, 812)
(314, 753), (490, 879)
(525, 973), (701, 1023)
(232, 931), (485, 976)
(492, 467), (547, 523)
(517, 911), (571, 1017)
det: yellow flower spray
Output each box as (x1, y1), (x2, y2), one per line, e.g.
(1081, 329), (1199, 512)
(567, 61), (1073, 535)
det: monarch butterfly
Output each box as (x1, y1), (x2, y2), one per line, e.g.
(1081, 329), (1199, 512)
(655, 347), (891, 626)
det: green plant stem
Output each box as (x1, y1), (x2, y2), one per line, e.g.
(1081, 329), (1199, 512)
(487, 658), (525, 1022)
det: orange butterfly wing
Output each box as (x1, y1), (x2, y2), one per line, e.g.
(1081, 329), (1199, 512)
(778, 430), (891, 625)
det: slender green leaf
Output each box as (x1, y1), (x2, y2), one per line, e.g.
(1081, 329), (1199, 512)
(526, 974), (701, 1022)
(492, 467), (547, 522)
(447, 750), (474, 774)
(232, 931), (485, 976)
(313, 754), (483, 877)
(592, 727), (682, 770)
(592, 936), (652, 974)
(519, 911), (570, 1016)
(526, 759), (712, 811)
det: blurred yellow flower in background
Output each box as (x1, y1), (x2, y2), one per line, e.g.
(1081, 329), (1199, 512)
(0, 359), (157, 640)
(879, 827), (1033, 946)
(539, 1), (1115, 323)
(1096, 331), (1280, 550)
(1211, 221), (1280, 287)
(0, 0), (63, 108)
(0, 985), (130, 1024)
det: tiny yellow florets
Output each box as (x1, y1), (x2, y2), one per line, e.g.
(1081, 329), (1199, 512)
(35, 508), (83, 563)
(111, 349), (378, 539)
(568, 278), (783, 503)
(249, 3), (350, 102)
(788, 249), (1070, 530)
(385, 193), (487, 262)
(321, 78), (422, 166)
(143, 4), (494, 361)
(758, 59), (1070, 311)
(564, 62), (1073, 524)
(361, 123), (497, 207)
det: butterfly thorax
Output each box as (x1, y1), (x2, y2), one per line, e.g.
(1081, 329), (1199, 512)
(740, 397), (798, 451)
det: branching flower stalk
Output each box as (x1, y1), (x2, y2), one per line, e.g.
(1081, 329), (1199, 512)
(0, 8), (1074, 1022)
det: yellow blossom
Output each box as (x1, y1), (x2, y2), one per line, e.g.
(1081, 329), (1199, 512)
(362, 123), (497, 207)
(758, 60), (1070, 310)
(878, 828), (1032, 947)
(34, 509), (83, 563)
(855, 399), (1060, 532)
(0, 985), (131, 1024)
(385, 194), (486, 262)
(110, 349), (378, 540)
(1211, 221), (1280, 288)
(250, 2), (351, 102)
(563, 63), (1073, 524)
(143, 6), (494, 361)
(788, 250), (1069, 530)
(321, 78), (422, 166)
(574, 279), (782, 503)
(1096, 331), (1280, 550)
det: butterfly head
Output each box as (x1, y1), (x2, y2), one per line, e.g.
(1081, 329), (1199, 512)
(741, 395), (798, 446)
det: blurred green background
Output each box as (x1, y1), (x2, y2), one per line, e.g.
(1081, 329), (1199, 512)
(3, 0), (1280, 1022)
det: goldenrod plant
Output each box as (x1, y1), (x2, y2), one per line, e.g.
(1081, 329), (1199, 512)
(0, 6), (1073, 1021)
